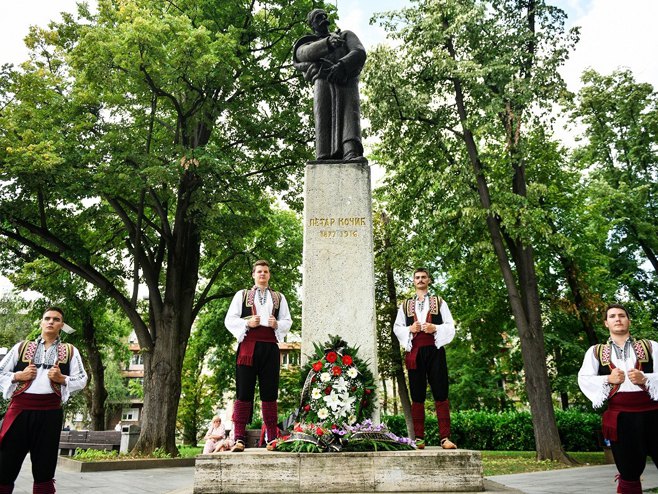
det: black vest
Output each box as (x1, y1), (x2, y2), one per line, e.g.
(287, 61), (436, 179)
(240, 288), (281, 319)
(13, 340), (73, 397)
(403, 296), (444, 326)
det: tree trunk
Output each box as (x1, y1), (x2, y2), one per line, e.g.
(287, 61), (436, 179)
(380, 212), (414, 435)
(134, 307), (186, 455)
(559, 253), (599, 346)
(81, 311), (107, 431)
(132, 175), (201, 455)
(384, 262), (413, 437)
(445, 33), (571, 461)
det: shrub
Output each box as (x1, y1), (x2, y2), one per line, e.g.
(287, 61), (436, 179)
(383, 409), (601, 451)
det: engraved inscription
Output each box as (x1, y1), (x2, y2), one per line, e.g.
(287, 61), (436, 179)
(308, 216), (367, 239)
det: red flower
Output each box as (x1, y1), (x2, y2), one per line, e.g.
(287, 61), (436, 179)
(326, 351), (338, 363)
(351, 386), (356, 392)
(316, 427), (324, 436)
(342, 355), (353, 366)
(332, 365), (342, 376)
(304, 404), (311, 412)
(312, 361), (323, 372)
(294, 425), (303, 432)
(361, 399), (368, 406)
(365, 389), (372, 395)
(325, 386), (332, 394)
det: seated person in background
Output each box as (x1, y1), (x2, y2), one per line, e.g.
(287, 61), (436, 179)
(202, 416), (225, 454)
(213, 428), (235, 453)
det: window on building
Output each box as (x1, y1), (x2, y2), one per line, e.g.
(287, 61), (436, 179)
(121, 408), (140, 421)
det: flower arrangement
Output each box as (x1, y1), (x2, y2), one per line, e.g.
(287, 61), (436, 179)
(299, 335), (375, 427)
(273, 335), (414, 453)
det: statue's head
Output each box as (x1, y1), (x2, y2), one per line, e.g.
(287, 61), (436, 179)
(307, 9), (330, 35)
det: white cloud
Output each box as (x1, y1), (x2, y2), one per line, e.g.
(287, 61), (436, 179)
(0, 0), (82, 66)
(560, 0), (658, 90)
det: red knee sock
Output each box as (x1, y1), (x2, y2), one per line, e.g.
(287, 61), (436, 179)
(232, 399), (253, 443)
(435, 400), (451, 439)
(411, 402), (425, 440)
(33, 479), (55, 494)
(618, 479), (642, 494)
(261, 401), (279, 443)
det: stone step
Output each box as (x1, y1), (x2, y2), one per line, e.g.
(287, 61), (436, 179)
(194, 447), (484, 493)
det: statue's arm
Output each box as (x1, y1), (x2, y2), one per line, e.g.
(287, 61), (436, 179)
(336, 31), (366, 78)
(295, 38), (332, 63)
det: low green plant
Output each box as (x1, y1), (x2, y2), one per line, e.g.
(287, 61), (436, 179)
(71, 445), (202, 461)
(383, 409), (602, 451)
(73, 449), (119, 461)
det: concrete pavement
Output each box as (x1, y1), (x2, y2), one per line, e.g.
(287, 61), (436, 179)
(12, 456), (658, 493)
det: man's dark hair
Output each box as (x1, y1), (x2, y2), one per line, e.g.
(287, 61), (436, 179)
(43, 306), (65, 320)
(605, 303), (629, 319)
(413, 268), (431, 278)
(252, 259), (270, 273)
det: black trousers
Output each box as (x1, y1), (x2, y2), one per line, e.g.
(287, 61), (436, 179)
(0, 408), (63, 484)
(235, 341), (280, 402)
(610, 409), (658, 481)
(408, 345), (449, 403)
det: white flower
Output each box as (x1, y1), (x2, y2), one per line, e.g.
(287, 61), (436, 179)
(347, 367), (358, 378)
(311, 388), (322, 400)
(348, 414), (357, 425)
(336, 392), (356, 417)
(332, 376), (349, 394)
(323, 391), (343, 412)
(317, 408), (329, 420)
(320, 372), (331, 383)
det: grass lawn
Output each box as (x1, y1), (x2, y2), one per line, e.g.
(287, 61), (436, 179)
(482, 451), (609, 476)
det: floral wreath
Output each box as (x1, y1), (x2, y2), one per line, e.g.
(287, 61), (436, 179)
(274, 335), (414, 452)
(298, 335), (375, 426)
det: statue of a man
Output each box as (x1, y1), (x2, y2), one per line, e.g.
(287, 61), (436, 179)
(293, 9), (366, 161)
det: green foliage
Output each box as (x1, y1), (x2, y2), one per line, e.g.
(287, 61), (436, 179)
(278, 366), (303, 418)
(571, 69), (658, 317)
(72, 445), (201, 461)
(73, 448), (120, 461)
(0, 0), (315, 453)
(0, 296), (36, 348)
(384, 410), (601, 451)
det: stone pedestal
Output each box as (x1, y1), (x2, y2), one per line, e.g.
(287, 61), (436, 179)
(193, 448), (484, 493)
(301, 159), (377, 387)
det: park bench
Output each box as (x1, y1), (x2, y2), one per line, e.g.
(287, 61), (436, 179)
(59, 430), (121, 456)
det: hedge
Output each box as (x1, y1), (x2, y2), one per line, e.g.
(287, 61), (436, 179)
(382, 409), (602, 451)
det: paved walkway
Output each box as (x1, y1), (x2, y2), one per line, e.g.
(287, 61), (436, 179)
(13, 457), (658, 493)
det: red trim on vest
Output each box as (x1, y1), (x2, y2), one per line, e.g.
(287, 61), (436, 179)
(14, 341), (72, 397)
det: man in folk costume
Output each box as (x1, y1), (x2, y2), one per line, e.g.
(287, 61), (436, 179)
(0, 307), (87, 494)
(578, 304), (658, 494)
(224, 260), (292, 452)
(393, 268), (457, 449)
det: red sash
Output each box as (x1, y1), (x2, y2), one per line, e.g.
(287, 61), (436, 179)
(0, 393), (61, 446)
(405, 307), (436, 370)
(602, 391), (658, 442)
(237, 326), (277, 366)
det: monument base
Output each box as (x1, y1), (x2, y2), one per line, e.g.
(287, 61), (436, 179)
(193, 448), (484, 493)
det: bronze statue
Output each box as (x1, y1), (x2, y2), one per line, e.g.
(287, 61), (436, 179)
(293, 9), (366, 161)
